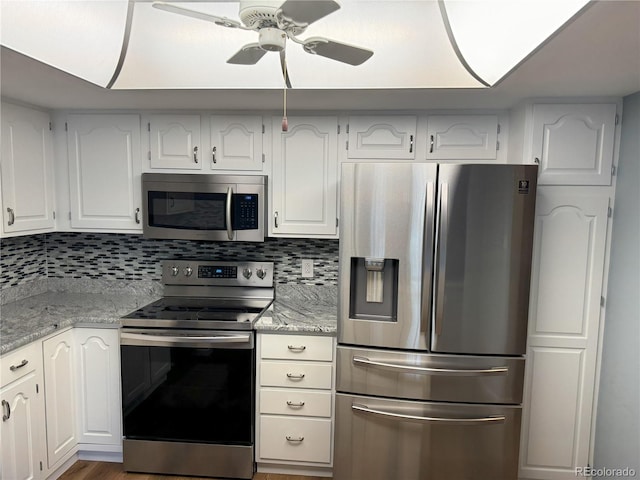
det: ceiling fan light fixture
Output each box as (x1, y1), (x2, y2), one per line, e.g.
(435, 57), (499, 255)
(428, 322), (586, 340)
(258, 27), (287, 52)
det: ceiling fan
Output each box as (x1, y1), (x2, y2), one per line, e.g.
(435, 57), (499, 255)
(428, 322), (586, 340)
(151, 0), (374, 87)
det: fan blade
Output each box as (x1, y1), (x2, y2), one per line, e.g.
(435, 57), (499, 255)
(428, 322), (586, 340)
(227, 43), (268, 65)
(303, 37), (373, 66)
(152, 1), (243, 28)
(279, 0), (340, 25)
(280, 50), (292, 89)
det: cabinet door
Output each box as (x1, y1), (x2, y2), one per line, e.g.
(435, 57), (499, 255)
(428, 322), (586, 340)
(210, 115), (263, 171)
(74, 328), (121, 446)
(531, 104), (616, 185)
(67, 114), (142, 231)
(148, 115), (202, 170)
(42, 329), (77, 469)
(1, 103), (55, 235)
(271, 116), (338, 237)
(1, 371), (46, 480)
(426, 115), (498, 160)
(347, 116), (416, 159)
(519, 187), (610, 479)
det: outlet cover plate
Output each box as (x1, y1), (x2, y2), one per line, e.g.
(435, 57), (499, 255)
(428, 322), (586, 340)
(301, 259), (314, 278)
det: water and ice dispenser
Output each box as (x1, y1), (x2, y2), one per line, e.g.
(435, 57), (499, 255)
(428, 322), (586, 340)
(348, 257), (399, 322)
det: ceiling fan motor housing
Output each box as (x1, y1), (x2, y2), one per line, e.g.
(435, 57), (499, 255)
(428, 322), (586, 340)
(259, 27), (287, 51)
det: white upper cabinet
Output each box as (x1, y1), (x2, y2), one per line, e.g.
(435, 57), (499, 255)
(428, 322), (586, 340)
(210, 115), (264, 171)
(67, 114), (142, 231)
(426, 114), (499, 160)
(271, 116), (339, 238)
(147, 114), (202, 170)
(1, 103), (56, 236)
(347, 115), (417, 159)
(531, 104), (617, 185)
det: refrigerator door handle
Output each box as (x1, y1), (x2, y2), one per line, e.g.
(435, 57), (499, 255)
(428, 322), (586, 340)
(352, 355), (509, 376)
(352, 403), (506, 426)
(433, 182), (449, 337)
(421, 181), (436, 344)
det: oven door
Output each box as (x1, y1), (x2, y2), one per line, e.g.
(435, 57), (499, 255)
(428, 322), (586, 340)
(142, 177), (264, 242)
(120, 329), (255, 477)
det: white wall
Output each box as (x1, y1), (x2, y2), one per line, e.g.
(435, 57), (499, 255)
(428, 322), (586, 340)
(593, 91), (640, 477)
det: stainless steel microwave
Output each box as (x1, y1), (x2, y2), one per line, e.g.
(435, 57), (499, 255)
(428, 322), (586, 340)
(142, 173), (267, 242)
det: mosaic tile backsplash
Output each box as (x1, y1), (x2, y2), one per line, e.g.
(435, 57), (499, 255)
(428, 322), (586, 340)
(0, 233), (339, 289)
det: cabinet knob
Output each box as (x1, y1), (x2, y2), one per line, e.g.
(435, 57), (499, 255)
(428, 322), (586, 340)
(534, 157), (540, 164)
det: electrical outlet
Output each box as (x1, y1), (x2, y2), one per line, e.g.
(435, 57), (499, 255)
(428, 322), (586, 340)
(301, 259), (314, 278)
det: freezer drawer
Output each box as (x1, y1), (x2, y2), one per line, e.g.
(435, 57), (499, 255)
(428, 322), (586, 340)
(334, 393), (522, 480)
(336, 346), (525, 405)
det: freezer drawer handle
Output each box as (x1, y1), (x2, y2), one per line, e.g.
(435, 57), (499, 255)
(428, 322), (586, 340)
(286, 436), (304, 442)
(352, 404), (506, 426)
(352, 356), (508, 376)
(287, 400), (306, 408)
(286, 373), (306, 380)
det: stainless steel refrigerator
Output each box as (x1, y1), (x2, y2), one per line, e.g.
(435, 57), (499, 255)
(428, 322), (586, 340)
(334, 163), (537, 480)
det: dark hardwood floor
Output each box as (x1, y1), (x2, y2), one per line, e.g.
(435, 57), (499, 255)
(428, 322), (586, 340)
(58, 461), (329, 480)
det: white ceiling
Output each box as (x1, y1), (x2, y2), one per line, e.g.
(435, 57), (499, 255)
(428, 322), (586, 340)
(1, 0), (638, 111)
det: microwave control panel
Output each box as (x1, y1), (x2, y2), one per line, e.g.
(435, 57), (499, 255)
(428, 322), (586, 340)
(234, 194), (259, 230)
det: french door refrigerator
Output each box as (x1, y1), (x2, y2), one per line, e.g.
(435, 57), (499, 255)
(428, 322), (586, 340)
(335, 162), (537, 480)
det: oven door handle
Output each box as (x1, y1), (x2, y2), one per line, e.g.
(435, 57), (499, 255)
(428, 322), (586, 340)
(120, 331), (252, 348)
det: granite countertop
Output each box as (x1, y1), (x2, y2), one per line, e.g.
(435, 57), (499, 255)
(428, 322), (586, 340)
(1, 282), (338, 356)
(258, 284), (338, 334)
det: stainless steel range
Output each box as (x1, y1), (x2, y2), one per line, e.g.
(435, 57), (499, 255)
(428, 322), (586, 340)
(120, 259), (274, 479)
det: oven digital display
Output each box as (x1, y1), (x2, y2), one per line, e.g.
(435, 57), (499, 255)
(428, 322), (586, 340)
(198, 265), (238, 279)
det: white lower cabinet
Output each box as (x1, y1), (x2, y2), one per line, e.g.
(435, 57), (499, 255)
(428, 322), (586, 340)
(42, 329), (77, 470)
(519, 187), (611, 479)
(1, 342), (47, 480)
(256, 333), (335, 476)
(74, 328), (122, 448)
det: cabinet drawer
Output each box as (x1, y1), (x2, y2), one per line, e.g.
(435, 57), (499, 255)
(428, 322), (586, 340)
(260, 334), (333, 361)
(260, 388), (332, 418)
(1, 342), (40, 387)
(260, 361), (333, 390)
(259, 416), (332, 464)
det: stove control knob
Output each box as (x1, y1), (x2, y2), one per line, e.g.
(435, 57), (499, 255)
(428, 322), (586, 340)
(256, 268), (267, 280)
(184, 266), (194, 277)
(242, 268), (252, 279)
(171, 266), (179, 276)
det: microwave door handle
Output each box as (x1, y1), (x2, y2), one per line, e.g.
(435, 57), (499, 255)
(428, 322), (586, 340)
(226, 187), (234, 240)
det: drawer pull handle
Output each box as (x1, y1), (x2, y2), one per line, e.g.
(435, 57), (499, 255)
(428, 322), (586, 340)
(287, 345), (306, 352)
(286, 436), (304, 442)
(2, 400), (10, 422)
(286, 373), (305, 380)
(9, 359), (28, 371)
(286, 401), (306, 408)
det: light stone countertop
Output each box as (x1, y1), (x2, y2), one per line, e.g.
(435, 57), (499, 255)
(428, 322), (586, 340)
(1, 281), (338, 355)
